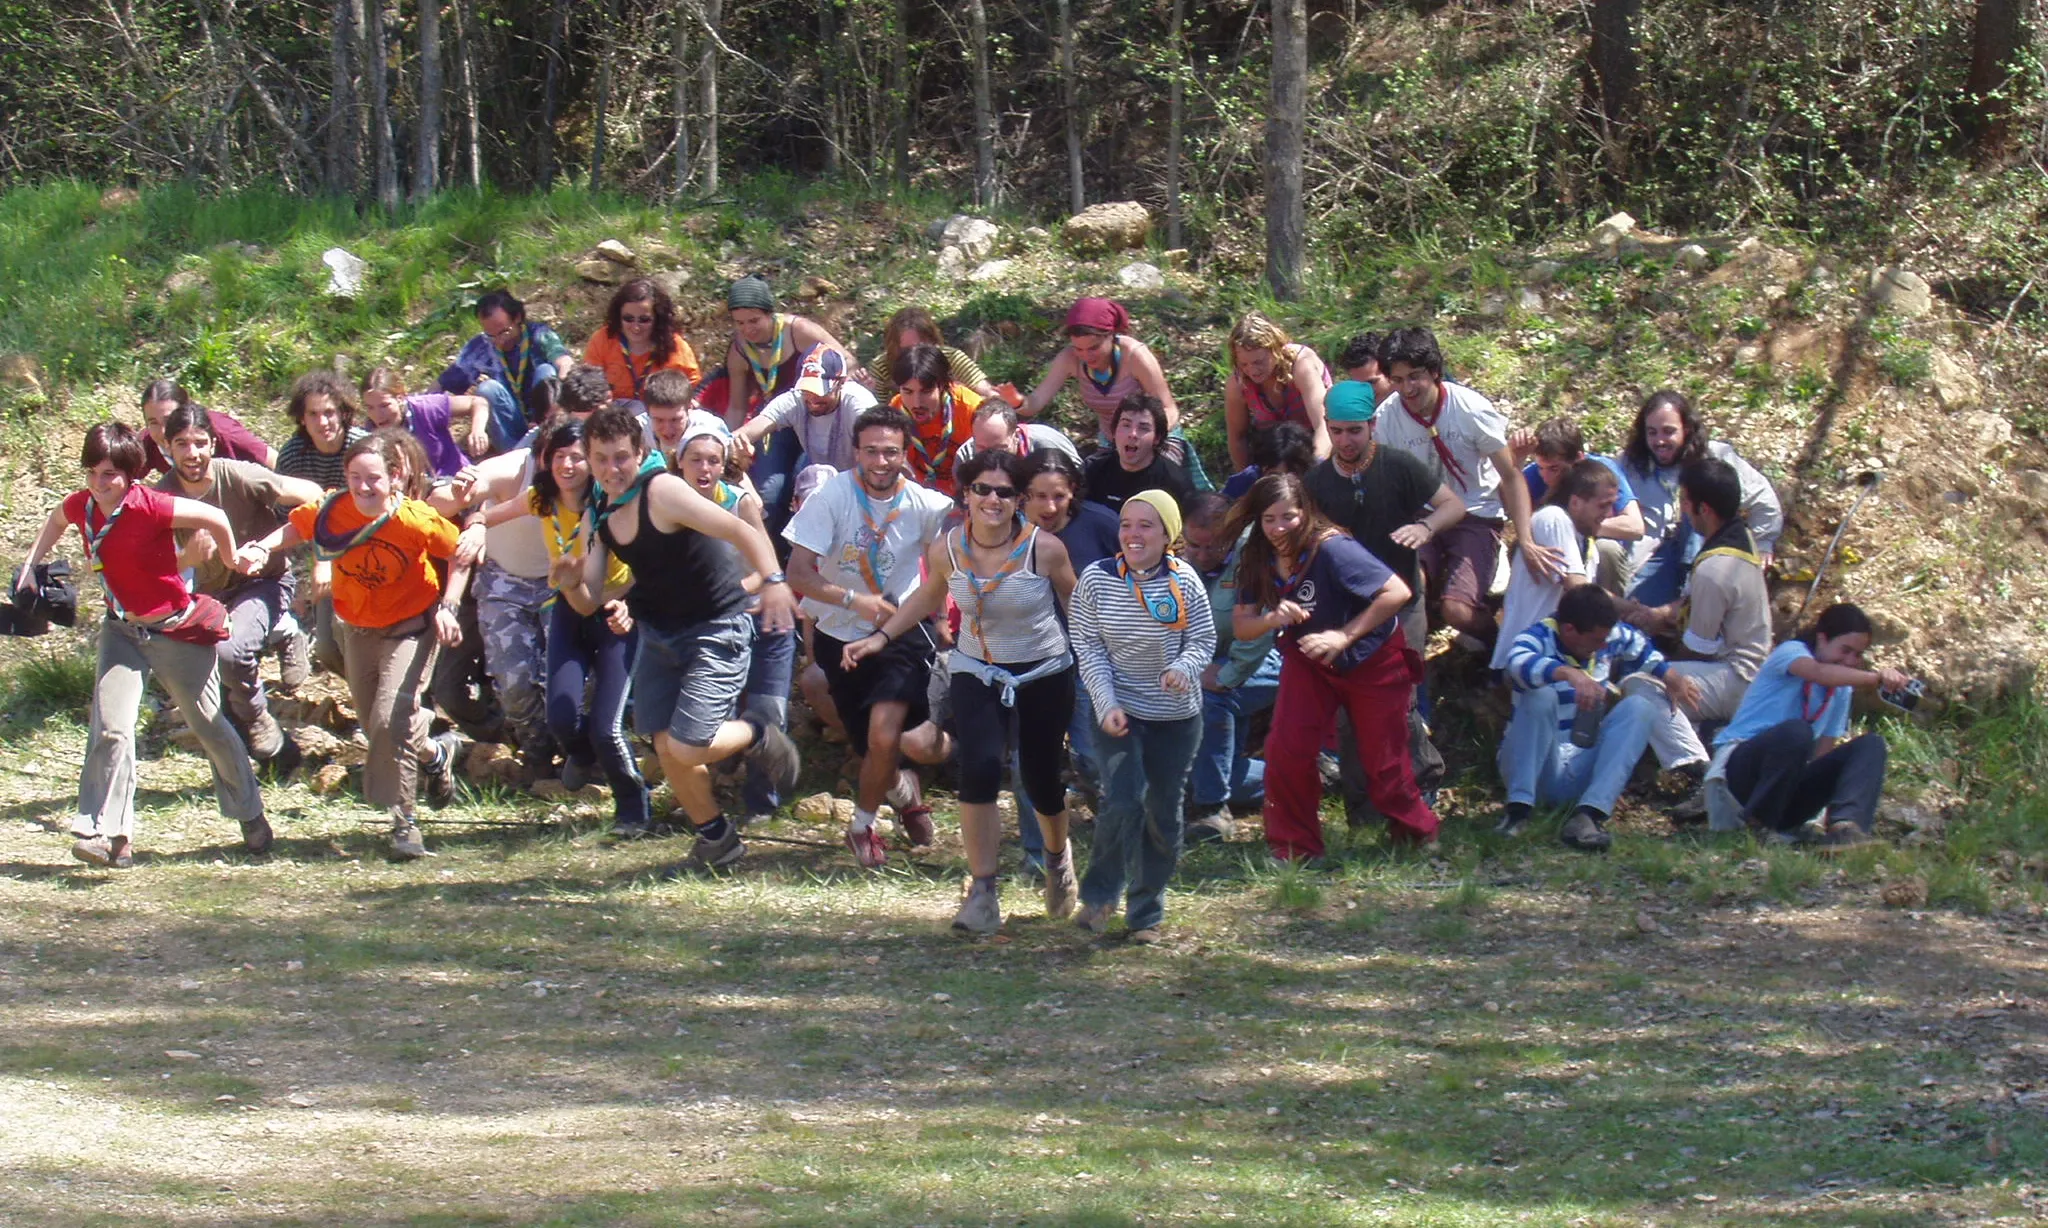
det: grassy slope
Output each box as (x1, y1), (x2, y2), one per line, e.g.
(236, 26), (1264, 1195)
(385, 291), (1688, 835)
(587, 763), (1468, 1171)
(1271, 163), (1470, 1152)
(0, 178), (2046, 1223)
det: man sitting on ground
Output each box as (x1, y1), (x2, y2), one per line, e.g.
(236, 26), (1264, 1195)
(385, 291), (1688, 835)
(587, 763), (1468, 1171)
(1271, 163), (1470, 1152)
(1082, 394), (1195, 516)
(442, 288), (573, 451)
(1490, 459), (1619, 672)
(1498, 585), (1700, 851)
(1511, 415), (1645, 595)
(952, 401), (1080, 467)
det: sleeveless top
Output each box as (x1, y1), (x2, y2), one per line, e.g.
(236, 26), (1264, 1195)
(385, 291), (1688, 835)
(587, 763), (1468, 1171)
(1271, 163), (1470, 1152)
(735, 315), (803, 408)
(1074, 336), (1147, 436)
(596, 484), (748, 633)
(1235, 345), (1333, 430)
(944, 524), (1068, 667)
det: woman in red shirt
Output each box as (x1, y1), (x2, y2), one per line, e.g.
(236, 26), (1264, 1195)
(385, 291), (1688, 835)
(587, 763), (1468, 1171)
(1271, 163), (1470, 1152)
(16, 422), (271, 867)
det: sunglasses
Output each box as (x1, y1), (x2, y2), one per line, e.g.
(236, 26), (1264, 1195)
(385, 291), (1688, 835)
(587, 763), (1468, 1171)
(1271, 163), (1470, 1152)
(620, 313), (655, 325)
(966, 482), (1018, 500)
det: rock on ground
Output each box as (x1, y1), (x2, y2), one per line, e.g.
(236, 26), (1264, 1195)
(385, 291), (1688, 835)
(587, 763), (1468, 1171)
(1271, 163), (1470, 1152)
(1117, 262), (1166, 291)
(1869, 266), (1933, 317)
(968, 259), (1014, 284)
(929, 215), (1000, 261)
(1063, 202), (1151, 254)
(594, 239), (637, 266)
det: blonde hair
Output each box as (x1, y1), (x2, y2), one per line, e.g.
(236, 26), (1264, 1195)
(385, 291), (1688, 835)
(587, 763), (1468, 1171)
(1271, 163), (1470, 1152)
(1228, 312), (1297, 387)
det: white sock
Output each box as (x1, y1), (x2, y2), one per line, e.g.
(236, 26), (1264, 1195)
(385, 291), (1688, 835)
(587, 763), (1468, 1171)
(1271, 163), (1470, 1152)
(851, 807), (877, 833)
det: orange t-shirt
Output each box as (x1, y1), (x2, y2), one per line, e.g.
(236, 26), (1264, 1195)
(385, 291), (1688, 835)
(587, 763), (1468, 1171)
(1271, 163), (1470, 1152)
(582, 329), (703, 403)
(894, 383), (982, 495)
(288, 496), (460, 629)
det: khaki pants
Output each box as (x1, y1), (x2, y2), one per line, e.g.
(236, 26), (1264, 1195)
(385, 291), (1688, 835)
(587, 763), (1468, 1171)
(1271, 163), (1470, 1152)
(78, 616), (264, 841)
(1637, 659), (1749, 770)
(339, 617), (439, 817)
(1595, 538), (1636, 596)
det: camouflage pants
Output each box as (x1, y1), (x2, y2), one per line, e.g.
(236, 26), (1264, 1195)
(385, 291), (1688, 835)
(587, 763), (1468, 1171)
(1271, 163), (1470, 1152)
(475, 562), (555, 759)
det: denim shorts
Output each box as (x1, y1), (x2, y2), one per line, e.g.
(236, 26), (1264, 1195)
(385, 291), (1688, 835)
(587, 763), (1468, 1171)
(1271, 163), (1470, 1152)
(631, 612), (753, 746)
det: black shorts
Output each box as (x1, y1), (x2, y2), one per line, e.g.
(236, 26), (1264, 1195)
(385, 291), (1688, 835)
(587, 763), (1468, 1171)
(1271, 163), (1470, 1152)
(813, 626), (936, 750)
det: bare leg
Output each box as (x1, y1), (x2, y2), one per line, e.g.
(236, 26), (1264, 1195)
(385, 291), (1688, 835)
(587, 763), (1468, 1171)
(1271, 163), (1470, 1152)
(1440, 598), (1495, 645)
(656, 721), (754, 824)
(856, 702), (910, 812)
(899, 719), (954, 766)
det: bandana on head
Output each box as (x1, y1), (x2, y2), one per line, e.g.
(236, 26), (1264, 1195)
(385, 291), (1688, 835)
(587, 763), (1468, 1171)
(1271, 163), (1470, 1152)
(726, 275), (777, 313)
(1325, 380), (1379, 423)
(1064, 297), (1132, 336)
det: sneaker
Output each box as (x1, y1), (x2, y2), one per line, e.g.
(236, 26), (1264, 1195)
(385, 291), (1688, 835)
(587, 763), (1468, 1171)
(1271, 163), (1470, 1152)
(609, 820), (655, 841)
(1493, 806), (1531, 837)
(71, 835), (113, 866)
(1822, 820), (1874, 849)
(424, 731), (463, 809)
(240, 816), (274, 855)
(1074, 901), (1112, 935)
(1666, 786), (1710, 825)
(1185, 808), (1234, 844)
(887, 770), (935, 847)
(389, 819), (427, 860)
(1044, 849), (1078, 920)
(1559, 809), (1612, 852)
(244, 711), (285, 760)
(744, 722), (802, 799)
(276, 628), (312, 694)
(1126, 926), (1164, 945)
(846, 822), (888, 869)
(684, 822), (746, 870)
(951, 882), (1002, 935)
(560, 757), (591, 793)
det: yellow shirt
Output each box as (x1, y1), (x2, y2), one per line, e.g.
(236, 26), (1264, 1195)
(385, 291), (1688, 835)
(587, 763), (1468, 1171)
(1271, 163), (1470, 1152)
(532, 492), (633, 592)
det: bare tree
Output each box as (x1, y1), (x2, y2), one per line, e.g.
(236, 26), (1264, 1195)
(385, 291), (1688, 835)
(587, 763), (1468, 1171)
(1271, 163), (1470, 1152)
(673, 0), (692, 197)
(1059, 0), (1082, 212)
(968, 0), (996, 205)
(1165, 0), (1184, 247)
(326, 0), (360, 194)
(366, 0), (399, 207)
(701, 0), (721, 194)
(453, 0), (481, 187)
(540, 0), (566, 189)
(891, 0), (910, 190)
(1587, 0), (1641, 179)
(820, 2), (841, 175)
(1266, 0), (1305, 299)
(1964, 0), (2035, 165)
(591, 0), (611, 191)
(413, 0), (443, 198)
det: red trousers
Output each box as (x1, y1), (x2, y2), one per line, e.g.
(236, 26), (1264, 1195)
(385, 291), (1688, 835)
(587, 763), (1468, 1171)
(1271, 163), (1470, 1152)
(1262, 636), (1439, 859)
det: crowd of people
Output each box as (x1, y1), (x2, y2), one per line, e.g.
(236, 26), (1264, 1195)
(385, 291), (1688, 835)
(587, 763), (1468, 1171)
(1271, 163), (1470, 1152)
(11, 275), (1912, 939)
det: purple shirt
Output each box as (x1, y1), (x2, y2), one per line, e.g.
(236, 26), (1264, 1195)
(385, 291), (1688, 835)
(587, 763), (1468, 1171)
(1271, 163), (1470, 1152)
(403, 393), (467, 477)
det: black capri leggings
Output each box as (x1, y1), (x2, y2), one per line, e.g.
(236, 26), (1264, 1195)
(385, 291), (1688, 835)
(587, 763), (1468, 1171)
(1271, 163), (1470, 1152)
(950, 659), (1075, 814)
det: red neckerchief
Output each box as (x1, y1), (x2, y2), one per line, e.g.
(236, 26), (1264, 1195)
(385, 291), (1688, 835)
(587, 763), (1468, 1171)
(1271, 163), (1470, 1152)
(1402, 380), (1473, 490)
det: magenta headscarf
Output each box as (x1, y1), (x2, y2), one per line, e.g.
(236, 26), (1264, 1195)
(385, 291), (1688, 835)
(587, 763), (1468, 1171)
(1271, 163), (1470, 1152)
(1064, 297), (1132, 336)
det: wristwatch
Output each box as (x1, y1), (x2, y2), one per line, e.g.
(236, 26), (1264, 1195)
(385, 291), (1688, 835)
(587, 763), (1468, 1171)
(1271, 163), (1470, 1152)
(761, 571), (788, 586)
(838, 588), (855, 607)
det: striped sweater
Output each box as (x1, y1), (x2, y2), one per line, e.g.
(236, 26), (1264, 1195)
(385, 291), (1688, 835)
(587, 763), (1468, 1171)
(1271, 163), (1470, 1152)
(1504, 618), (1670, 737)
(1070, 555), (1216, 722)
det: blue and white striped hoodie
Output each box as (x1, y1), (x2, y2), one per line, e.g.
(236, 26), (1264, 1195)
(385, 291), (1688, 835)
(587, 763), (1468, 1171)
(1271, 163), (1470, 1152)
(1504, 619), (1671, 737)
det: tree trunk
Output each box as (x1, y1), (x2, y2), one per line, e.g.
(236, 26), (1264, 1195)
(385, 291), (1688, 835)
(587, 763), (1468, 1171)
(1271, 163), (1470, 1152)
(701, 0), (721, 194)
(413, 0), (442, 198)
(891, 0), (910, 190)
(1964, 0), (2032, 165)
(1059, 0), (1082, 213)
(591, 0), (611, 191)
(819, 2), (840, 175)
(365, 0), (399, 207)
(540, 0), (565, 189)
(1265, 0), (1305, 300)
(326, 0), (359, 194)
(1587, 0), (1641, 179)
(454, 0), (481, 187)
(967, 0), (996, 205)
(673, 0), (691, 197)
(1165, 0), (1184, 247)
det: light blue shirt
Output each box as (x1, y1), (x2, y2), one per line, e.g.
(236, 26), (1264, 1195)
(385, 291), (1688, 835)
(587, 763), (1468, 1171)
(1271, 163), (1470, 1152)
(1717, 641), (1851, 747)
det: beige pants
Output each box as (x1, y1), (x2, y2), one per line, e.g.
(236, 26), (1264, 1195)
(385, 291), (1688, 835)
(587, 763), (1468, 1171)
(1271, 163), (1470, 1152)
(1595, 538), (1636, 596)
(1638, 659), (1751, 769)
(339, 617), (439, 817)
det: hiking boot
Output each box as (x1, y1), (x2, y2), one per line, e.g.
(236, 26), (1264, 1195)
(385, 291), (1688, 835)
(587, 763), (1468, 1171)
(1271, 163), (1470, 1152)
(1822, 820), (1874, 849)
(71, 835), (114, 866)
(240, 815), (274, 856)
(744, 722), (802, 799)
(1185, 808), (1234, 844)
(1126, 926), (1164, 946)
(1559, 808), (1612, 852)
(1667, 786), (1710, 825)
(424, 731), (463, 809)
(1044, 849), (1078, 920)
(1074, 901), (1112, 935)
(389, 819), (427, 860)
(260, 735), (304, 782)
(951, 881), (1002, 935)
(684, 822), (746, 870)
(846, 822), (888, 869)
(1704, 774), (1744, 833)
(275, 627), (312, 694)
(244, 711), (285, 760)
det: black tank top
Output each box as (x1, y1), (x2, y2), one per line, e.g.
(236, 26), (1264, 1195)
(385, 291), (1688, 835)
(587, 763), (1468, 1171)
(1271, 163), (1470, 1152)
(598, 481), (749, 632)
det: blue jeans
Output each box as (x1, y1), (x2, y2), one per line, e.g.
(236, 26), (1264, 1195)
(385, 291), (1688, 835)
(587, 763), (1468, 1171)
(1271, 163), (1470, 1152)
(748, 426), (804, 539)
(546, 600), (648, 829)
(1627, 528), (1698, 608)
(476, 370), (557, 454)
(1067, 688), (1098, 785)
(1497, 688), (1660, 815)
(1084, 712), (1202, 931)
(741, 620), (798, 813)
(1191, 651), (1281, 808)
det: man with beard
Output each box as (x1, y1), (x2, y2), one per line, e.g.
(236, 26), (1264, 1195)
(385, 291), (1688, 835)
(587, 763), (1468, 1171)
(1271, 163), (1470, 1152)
(156, 404), (324, 772)
(732, 344), (874, 474)
(1081, 394), (1195, 516)
(784, 406), (954, 866)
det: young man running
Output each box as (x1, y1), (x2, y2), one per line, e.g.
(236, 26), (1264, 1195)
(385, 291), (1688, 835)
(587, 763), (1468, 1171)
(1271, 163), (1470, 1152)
(784, 406), (954, 865)
(560, 406), (801, 866)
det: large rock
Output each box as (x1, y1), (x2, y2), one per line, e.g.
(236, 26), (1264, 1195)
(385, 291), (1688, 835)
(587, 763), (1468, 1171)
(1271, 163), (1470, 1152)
(1062, 201), (1151, 254)
(320, 248), (365, 299)
(1928, 351), (1981, 410)
(967, 259), (1015, 284)
(2017, 469), (2048, 502)
(1117, 262), (1166, 292)
(165, 268), (211, 298)
(1869, 266), (1933, 318)
(936, 246), (970, 280)
(794, 792), (836, 823)
(1589, 211), (1636, 248)
(1676, 243), (1712, 272)
(594, 239), (638, 267)
(650, 270), (690, 300)
(1958, 410), (2011, 455)
(575, 259), (628, 285)
(931, 215), (1000, 261)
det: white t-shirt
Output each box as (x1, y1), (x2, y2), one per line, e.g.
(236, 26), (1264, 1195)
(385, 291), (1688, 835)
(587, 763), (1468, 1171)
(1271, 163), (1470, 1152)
(751, 383), (876, 472)
(1375, 380), (1511, 519)
(638, 407), (729, 463)
(783, 469), (953, 643)
(953, 422), (1082, 467)
(1490, 504), (1595, 669)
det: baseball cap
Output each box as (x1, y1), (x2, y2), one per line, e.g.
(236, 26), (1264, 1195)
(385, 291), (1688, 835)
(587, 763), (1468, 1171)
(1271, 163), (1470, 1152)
(794, 345), (848, 397)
